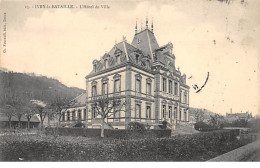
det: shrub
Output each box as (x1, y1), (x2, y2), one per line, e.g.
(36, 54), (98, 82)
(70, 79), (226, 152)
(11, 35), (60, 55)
(45, 127), (171, 139)
(0, 129), (248, 161)
(127, 122), (145, 131)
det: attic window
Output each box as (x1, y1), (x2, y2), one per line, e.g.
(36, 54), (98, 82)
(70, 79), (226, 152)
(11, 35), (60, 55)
(136, 54), (139, 63)
(93, 64), (97, 72)
(147, 60), (151, 68)
(104, 59), (107, 69)
(116, 55), (120, 63)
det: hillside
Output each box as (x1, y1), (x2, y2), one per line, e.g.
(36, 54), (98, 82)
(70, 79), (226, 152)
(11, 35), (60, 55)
(0, 70), (85, 104)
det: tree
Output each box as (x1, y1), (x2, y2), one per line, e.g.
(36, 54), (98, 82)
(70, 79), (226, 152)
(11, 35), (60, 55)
(0, 90), (22, 129)
(208, 114), (225, 129)
(50, 95), (76, 127)
(194, 109), (205, 122)
(0, 105), (15, 129)
(31, 100), (47, 130)
(92, 95), (126, 138)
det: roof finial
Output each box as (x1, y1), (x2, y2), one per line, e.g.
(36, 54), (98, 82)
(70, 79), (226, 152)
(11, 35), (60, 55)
(146, 17), (148, 29)
(151, 17), (154, 32)
(123, 35), (126, 41)
(135, 18), (138, 34)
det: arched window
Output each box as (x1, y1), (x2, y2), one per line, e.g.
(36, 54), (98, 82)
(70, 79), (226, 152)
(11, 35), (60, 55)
(78, 109), (82, 121)
(67, 111), (70, 121)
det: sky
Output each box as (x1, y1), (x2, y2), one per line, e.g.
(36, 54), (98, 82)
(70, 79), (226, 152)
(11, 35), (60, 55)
(0, 0), (259, 116)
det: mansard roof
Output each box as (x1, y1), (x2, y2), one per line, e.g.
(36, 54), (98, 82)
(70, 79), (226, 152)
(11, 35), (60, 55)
(131, 29), (159, 61)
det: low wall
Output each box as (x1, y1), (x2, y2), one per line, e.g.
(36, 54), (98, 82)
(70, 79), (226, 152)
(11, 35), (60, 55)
(207, 139), (260, 161)
(45, 127), (171, 139)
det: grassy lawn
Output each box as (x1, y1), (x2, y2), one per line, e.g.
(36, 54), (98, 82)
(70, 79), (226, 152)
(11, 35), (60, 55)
(0, 130), (252, 161)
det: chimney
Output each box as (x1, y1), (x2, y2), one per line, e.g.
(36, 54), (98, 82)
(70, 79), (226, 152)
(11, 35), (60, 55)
(230, 108), (232, 114)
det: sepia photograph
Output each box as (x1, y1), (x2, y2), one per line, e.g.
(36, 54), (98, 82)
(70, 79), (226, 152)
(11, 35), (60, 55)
(0, 0), (259, 163)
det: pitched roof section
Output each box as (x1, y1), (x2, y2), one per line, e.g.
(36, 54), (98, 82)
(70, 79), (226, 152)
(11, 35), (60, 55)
(71, 92), (87, 107)
(131, 29), (160, 61)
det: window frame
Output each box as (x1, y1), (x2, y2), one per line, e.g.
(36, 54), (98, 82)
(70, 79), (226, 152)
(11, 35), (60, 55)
(146, 105), (151, 119)
(78, 109), (82, 121)
(169, 80), (173, 94)
(162, 78), (167, 92)
(168, 106), (172, 119)
(162, 104), (166, 119)
(135, 104), (141, 119)
(67, 111), (70, 121)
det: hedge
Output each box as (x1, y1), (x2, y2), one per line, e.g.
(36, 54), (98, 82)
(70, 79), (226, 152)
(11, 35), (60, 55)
(45, 127), (171, 139)
(0, 129), (252, 161)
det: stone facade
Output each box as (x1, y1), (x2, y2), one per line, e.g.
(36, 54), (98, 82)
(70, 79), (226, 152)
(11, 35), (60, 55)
(63, 21), (190, 129)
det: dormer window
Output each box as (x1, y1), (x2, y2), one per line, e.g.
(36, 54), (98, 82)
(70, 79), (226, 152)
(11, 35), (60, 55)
(136, 54), (139, 63)
(116, 55), (120, 63)
(104, 59), (107, 69)
(93, 64), (97, 72)
(93, 60), (98, 72)
(147, 60), (151, 68)
(115, 50), (121, 64)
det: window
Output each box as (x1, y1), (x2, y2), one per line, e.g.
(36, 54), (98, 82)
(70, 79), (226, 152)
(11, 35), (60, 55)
(184, 109), (187, 121)
(162, 78), (166, 92)
(146, 106), (151, 119)
(169, 106), (172, 118)
(174, 82), (178, 95)
(93, 64), (97, 72)
(146, 82), (151, 95)
(102, 82), (108, 95)
(67, 111), (70, 121)
(180, 90), (182, 102)
(162, 105), (166, 119)
(184, 93), (187, 104)
(147, 60), (151, 68)
(136, 55), (139, 63)
(78, 109), (82, 121)
(72, 110), (76, 121)
(169, 80), (173, 94)
(174, 106), (177, 119)
(136, 79), (141, 93)
(114, 107), (120, 120)
(114, 79), (120, 92)
(116, 55), (120, 63)
(84, 109), (86, 120)
(179, 108), (182, 120)
(104, 60), (107, 69)
(92, 106), (97, 119)
(92, 85), (97, 97)
(62, 112), (65, 121)
(136, 104), (141, 119)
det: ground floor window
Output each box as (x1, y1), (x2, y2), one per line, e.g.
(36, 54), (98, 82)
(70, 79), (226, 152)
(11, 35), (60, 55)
(78, 109), (82, 121)
(162, 105), (166, 119)
(62, 112), (65, 121)
(136, 104), (141, 119)
(92, 107), (97, 119)
(146, 106), (151, 119)
(179, 108), (182, 120)
(168, 106), (172, 119)
(67, 111), (70, 121)
(184, 109), (187, 121)
(84, 109), (87, 120)
(72, 111), (76, 120)
(174, 106), (177, 119)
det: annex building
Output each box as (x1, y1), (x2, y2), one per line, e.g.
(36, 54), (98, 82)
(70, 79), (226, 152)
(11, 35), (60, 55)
(61, 20), (190, 129)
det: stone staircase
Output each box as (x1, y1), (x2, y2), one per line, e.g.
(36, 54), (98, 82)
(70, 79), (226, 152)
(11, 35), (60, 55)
(91, 119), (114, 129)
(171, 122), (199, 136)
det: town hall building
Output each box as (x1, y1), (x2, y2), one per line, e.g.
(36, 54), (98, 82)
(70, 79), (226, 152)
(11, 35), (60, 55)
(61, 20), (190, 129)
